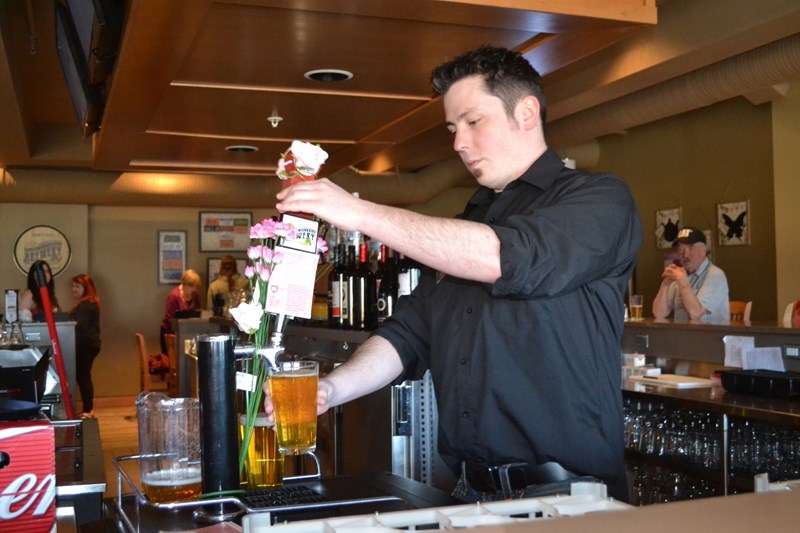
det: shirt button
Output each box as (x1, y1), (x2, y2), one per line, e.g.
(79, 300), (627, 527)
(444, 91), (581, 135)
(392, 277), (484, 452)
(465, 307), (473, 314)
(462, 411), (469, 419)
(460, 358), (467, 365)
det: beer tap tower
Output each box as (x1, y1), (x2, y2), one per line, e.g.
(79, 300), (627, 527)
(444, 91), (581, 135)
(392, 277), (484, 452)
(194, 334), (242, 523)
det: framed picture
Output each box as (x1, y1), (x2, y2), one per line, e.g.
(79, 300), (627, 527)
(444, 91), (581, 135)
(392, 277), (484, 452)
(199, 211), (252, 252)
(207, 257), (248, 283)
(13, 225), (72, 276)
(717, 200), (749, 246)
(158, 230), (187, 284)
(655, 207), (682, 249)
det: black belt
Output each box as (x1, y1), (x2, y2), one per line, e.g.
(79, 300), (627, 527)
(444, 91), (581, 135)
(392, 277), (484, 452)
(464, 460), (580, 497)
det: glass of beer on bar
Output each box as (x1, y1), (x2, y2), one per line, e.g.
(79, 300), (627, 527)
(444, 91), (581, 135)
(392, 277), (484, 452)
(240, 413), (284, 488)
(136, 392), (202, 502)
(630, 294), (644, 321)
(269, 360), (319, 454)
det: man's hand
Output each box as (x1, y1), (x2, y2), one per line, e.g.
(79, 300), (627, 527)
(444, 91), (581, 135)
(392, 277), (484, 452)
(661, 264), (687, 285)
(262, 377), (335, 424)
(276, 178), (364, 232)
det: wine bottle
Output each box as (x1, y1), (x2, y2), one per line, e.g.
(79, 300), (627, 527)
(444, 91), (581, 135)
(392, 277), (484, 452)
(328, 244), (342, 328)
(344, 245), (357, 329)
(353, 242), (377, 329)
(376, 245), (397, 323)
(397, 253), (421, 298)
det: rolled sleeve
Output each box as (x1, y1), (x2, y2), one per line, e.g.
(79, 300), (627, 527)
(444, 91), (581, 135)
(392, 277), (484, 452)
(492, 175), (641, 299)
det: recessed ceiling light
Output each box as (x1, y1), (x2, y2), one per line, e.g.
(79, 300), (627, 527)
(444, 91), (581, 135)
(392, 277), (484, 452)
(304, 69), (353, 82)
(225, 145), (258, 153)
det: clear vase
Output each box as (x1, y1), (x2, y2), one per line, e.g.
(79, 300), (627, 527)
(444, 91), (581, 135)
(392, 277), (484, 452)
(239, 412), (284, 489)
(238, 316), (289, 489)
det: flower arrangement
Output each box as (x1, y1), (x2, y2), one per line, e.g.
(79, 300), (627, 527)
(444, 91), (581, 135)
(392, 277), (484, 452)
(229, 141), (328, 477)
(276, 140), (329, 182)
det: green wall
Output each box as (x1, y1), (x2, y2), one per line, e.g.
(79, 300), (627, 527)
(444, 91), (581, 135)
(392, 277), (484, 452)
(594, 96), (777, 320)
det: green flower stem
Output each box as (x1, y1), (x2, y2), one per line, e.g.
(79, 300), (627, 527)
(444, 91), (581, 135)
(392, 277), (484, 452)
(238, 275), (271, 476)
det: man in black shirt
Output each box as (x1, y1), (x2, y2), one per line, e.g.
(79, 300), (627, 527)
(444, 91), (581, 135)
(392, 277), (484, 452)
(275, 45), (642, 500)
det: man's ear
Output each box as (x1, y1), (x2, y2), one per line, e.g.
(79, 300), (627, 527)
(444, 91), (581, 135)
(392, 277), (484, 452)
(518, 96), (541, 130)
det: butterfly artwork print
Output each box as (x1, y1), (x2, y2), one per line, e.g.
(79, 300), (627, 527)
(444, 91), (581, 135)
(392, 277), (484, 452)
(655, 207), (682, 249)
(717, 200), (750, 246)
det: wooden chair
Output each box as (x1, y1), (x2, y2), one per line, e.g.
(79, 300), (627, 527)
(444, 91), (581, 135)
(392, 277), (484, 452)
(163, 333), (179, 397)
(729, 300), (752, 322)
(136, 332), (168, 393)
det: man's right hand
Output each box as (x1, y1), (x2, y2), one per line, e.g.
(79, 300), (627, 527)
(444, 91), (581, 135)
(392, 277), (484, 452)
(275, 178), (365, 233)
(262, 376), (335, 423)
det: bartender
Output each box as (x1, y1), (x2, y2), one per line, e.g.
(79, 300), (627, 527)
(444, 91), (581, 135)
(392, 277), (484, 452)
(18, 260), (61, 322)
(274, 45), (642, 501)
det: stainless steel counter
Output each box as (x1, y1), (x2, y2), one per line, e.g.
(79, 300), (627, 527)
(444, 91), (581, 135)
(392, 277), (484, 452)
(54, 418), (106, 525)
(100, 472), (460, 533)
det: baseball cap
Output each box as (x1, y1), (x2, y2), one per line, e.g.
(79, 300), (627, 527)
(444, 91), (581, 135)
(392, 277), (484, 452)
(675, 227), (706, 245)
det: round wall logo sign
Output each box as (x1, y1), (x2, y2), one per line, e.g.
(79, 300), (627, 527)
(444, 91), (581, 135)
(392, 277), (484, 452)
(14, 225), (72, 276)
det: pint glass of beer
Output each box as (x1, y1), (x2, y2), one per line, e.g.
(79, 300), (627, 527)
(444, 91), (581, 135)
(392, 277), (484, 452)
(240, 413), (284, 488)
(136, 392), (202, 503)
(269, 360), (319, 455)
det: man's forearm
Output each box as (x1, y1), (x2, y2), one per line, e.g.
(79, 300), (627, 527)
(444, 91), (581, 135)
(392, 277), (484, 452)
(677, 280), (705, 320)
(652, 284), (670, 318)
(362, 202), (501, 283)
(322, 335), (405, 408)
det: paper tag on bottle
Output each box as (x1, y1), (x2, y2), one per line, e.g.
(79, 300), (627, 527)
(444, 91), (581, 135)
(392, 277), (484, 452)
(281, 213), (320, 254)
(236, 371), (258, 392)
(264, 245), (318, 319)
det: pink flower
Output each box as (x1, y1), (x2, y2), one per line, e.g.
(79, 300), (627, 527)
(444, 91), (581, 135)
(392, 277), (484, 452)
(244, 265), (256, 279)
(251, 218), (284, 240)
(256, 263), (272, 282)
(316, 237), (328, 254)
(273, 221), (297, 239)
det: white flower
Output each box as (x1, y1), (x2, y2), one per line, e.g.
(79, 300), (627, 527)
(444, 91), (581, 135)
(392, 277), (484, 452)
(229, 301), (265, 335)
(289, 141), (328, 175)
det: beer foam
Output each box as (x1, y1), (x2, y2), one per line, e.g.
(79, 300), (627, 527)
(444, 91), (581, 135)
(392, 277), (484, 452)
(142, 466), (201, 486)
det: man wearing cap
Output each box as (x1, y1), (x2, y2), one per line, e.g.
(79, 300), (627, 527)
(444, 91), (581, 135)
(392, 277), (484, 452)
(652, 227), (729, 323)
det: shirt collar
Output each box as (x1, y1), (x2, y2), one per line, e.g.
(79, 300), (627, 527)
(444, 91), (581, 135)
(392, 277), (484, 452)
(690, 257), (710, 278)
(467, 148), (565, 208)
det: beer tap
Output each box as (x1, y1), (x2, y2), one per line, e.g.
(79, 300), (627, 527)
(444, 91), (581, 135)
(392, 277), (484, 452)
(233, 313), (290, 370)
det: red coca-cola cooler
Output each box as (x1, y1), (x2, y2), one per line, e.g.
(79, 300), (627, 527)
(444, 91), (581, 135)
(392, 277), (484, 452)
(0, 417), (56, 533)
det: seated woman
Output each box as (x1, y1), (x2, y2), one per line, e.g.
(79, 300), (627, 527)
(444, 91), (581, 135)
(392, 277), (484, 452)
(160, 269), (202, 354)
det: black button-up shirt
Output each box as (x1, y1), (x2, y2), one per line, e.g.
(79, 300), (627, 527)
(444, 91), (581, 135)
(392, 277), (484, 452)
(375, 149), (642, 498)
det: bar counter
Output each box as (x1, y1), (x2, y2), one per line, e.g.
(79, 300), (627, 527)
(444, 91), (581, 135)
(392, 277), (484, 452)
(621, 318), (800, 374)
(623, 378), (800, 426)
(91, 474), (800, 533)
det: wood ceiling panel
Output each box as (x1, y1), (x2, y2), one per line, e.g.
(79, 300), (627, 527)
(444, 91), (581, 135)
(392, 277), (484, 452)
(177, 3), (539, 96)
(148, 86), (425, 141)
(2, 0), (670, 179)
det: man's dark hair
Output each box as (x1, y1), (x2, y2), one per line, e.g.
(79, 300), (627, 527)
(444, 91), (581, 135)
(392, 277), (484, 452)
(431, 45), (547, 125)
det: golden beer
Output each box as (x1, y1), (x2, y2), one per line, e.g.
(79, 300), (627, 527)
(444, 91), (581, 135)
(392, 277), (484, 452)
(630, 304), (643, 321)
(240, 415), (284, 489)
(141, 466), (202, 503)
(269, 361), (318, 454)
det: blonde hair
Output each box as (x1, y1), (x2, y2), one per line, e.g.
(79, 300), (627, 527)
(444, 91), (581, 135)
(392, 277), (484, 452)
(180, 269), (202, 288)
